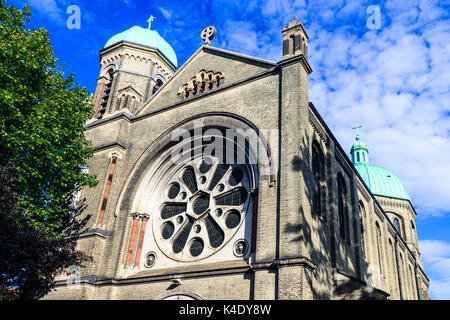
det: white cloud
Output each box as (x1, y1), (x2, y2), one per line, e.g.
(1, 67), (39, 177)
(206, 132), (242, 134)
(159, 7), (173, 20)
(218, 1), (450, 219)
(231, 3), (450, 218)
(29, 0), (65, 23)
(420, 240), (450, 264)
(419, 240), (450, 299)
(220, 20), (280, 62)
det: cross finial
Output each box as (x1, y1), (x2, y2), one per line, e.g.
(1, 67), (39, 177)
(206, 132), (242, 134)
(352, 124), (363, 138)
(147, 15), (156, 30)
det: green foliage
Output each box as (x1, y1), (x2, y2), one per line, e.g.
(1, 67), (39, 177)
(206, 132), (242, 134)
(0, 1), (97, 236)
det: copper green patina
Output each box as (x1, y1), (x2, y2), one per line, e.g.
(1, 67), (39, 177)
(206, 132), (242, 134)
(104, 15), (177, 67)
(350, 131), (411, 201)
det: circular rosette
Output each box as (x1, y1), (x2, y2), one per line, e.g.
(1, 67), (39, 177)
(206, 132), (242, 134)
(152, 156), (252, 261)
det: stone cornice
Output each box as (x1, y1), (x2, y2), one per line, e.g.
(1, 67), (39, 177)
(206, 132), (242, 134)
(92, 140), (129, 153)
(75, 229), (112, 240)
(356, 177), (372, 203)
(53, 256), (317, 287)
(277, 53), (313, 74)
(100, 40), (177, 71)
(308, 108), (328, 143)
(335, 147), (354, 179)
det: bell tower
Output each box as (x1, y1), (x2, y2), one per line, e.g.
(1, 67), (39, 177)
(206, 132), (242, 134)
(282, 16), (309, 60)
(90, 16), (178, 121)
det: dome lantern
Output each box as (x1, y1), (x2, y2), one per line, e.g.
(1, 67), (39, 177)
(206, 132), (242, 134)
(350, 125), (369, 164)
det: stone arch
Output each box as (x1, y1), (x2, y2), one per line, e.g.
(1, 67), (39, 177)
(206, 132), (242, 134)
(115, 113), (274, 218)
(151, 72), (167, 83)
(100, 63), (118, 78)
(386, 211), (405, 238)
(160, 291), (203, 300)
(114, 113), (275, 268)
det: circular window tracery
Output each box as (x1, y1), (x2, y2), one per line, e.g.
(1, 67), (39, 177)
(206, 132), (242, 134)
(151, 154), (252, 262)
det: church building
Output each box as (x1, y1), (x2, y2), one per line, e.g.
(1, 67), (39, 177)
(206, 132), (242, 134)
(45, 16), (429, 300)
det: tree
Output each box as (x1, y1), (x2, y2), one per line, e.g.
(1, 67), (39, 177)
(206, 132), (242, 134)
(0, 1), (97, 299)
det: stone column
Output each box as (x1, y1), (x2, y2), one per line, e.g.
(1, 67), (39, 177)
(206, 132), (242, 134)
(134, 214), (150, 267)
(125, 213), (140, 266)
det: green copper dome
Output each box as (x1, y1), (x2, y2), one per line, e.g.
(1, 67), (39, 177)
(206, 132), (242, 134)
(354, 162), (411, 201)
(104, 25), (177, 67)
(350, 131), (410, 201)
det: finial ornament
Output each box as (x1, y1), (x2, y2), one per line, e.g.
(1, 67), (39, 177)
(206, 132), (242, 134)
(147, 15), (156, 30)
(201, 26), (217, 45)
(352, 124), (363, 138)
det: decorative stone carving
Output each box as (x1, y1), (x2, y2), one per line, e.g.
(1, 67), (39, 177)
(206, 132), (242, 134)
(151, 155), (251, 261)
(201, 26), (217, 45)
(177, 70), (224, 99)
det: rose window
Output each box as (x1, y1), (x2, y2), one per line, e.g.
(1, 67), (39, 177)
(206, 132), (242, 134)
(152, 156), (251, 261)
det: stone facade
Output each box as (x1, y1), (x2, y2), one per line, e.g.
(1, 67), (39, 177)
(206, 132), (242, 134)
(43, 18), (429, 300)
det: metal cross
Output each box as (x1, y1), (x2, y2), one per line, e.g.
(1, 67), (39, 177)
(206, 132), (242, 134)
(352, 124), (363, 136)
(147, 15), (156, 30)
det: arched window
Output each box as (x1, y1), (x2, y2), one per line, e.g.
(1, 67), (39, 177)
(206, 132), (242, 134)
(208, 75), (213, 90)
(359, 201), (366, 259)
(337, 174), (347, 240)
(312, 143), (324, 217)
(394, 217), (401, 236)
(152, 79), (164, 95)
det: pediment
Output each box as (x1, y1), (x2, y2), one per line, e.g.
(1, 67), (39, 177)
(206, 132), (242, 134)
(135, 45), (276, 115)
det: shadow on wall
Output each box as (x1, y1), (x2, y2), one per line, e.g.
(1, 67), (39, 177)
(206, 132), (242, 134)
(281, 129), (385, 300)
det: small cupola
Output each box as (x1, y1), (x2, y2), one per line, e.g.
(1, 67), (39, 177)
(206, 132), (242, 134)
(350, 131), (369, 164)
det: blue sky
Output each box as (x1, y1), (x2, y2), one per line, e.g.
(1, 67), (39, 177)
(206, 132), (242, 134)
(10, 0), (450, 299)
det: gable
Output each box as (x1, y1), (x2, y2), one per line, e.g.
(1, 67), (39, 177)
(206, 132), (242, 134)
(136, 46), (276, 115)
(118, 85), (143, 98)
